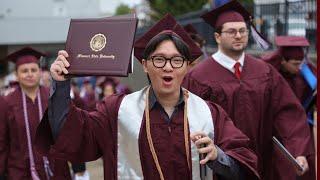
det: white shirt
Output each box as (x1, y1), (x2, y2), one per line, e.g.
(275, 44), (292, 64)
(212, 50), (245, 73)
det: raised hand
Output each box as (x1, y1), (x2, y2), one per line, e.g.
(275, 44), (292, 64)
(50, 50), (70, 81)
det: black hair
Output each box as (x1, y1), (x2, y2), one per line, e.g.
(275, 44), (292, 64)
(190, 34), (205, 48)
(214, 25), (223, 34)
(143, 33), (191, 61)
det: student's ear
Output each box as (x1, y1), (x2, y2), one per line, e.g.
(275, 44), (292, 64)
(142, 59), (148, 73)
(214, 32), (221, 44)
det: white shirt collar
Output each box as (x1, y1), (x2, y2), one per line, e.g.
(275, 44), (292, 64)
(212, 50), (245, 73)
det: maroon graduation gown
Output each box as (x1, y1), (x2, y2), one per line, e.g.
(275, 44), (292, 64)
(35, 93), (259, 180)
(262, 51), (316, 180)
(262, 51), (316, 104)
(72, 91), (86, 110)
(0, 86), (71, 180)
(183, 55), (313, 180)
(0, 95), (8, 177)
(82, 92), (96, 111)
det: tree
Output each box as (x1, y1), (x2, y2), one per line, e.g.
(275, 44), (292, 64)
(147, 0), (207, 20)
(115, 3), (132, 15)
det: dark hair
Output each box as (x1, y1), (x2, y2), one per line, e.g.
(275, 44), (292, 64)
(143, 33), (191, 61)
(214, 25), (223, 34)
(190, 34), (205, 48)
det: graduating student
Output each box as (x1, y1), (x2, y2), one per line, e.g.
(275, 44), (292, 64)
(182, 1), (313, 180)
(35, 14), (259, 180)
(97, 77), (117, 99)
(0, 47), (71, 179)
(262, 36), (316, 107)
(79, 78), (97, 111)
(262, 36), (316, 180)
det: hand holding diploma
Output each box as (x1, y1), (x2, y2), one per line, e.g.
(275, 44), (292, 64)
(272, 136), (309, 176)
(50, 50), (70, 81)
(295, 156), (309, 176)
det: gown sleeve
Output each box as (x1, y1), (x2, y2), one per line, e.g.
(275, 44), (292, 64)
(35, 80), (124, 163)
(270, 66), (313, 157)
(207, 101), (260, 179)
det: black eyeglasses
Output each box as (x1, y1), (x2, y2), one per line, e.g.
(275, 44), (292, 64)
(221, 28), (249, 37)
(148, 55), (186, 68)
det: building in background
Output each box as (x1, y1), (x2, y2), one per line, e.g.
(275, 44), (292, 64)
(0, 0), (102, 82)
(254, 0), (316, 50)
(0, 0), (149, 91)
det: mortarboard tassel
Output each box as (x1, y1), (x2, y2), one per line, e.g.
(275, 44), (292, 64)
(250, 23), (270, 50)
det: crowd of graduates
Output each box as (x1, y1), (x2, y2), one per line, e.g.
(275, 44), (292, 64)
(0, 0), (317, 179)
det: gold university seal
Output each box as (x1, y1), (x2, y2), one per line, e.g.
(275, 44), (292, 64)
(90, 33), (106, 52)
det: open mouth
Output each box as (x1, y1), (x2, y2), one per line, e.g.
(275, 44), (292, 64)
(162, 76), (173, 83)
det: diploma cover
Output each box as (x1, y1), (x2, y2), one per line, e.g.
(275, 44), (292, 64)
(272, 136), (304, 172)
(65, 14), (138, 76)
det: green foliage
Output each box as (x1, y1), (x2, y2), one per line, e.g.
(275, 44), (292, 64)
(147, 0), (207, 20)
(115, 3), (132, 15)
(240, 0), (253, 4)
(239, 0), (254, 14)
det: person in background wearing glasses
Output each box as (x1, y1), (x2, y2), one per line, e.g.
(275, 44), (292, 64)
(34, 14), (260, 179)
(183, 1), (313, 180)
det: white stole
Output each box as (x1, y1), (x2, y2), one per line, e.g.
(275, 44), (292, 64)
(117, 87), (214, 180)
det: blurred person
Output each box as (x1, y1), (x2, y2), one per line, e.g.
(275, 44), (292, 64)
(262, 36), (316, 180)
(40, 68), (52, 88)
(2, 72), (18, 96)
(115, 82), (132, 95)
(262, 36), (316, 107)
(0, 47), (71, 179)
(70, 79), (85, 109)
(35, 14), (260, 179)
(80, 78), (96, 111)
(97, 77), (117, 99)
(2, 81), (19, 96)
(3, 72), (16, 89)
(183, 1), (313, 180)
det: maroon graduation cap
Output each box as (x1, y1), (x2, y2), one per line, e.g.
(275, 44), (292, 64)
(6, 47), (46, 68)
(275, 36), (310, 47)
(183, 24), (206, 48)
(201, 0), (270, 50)
(183, 24), (199, 35)
(134, 13), (203, 63)
(275, 36), (310, 61)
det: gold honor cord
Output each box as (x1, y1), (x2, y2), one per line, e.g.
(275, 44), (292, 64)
(145, 87), (190, 180)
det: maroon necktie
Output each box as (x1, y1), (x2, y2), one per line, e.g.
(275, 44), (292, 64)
(234, 62), (241, 79)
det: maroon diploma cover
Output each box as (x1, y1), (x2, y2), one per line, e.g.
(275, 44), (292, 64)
(65, 14), (138, 76)
(272, 136), (304, 172)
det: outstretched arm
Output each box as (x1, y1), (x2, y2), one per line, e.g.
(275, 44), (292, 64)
(36, 50), (121, 163)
